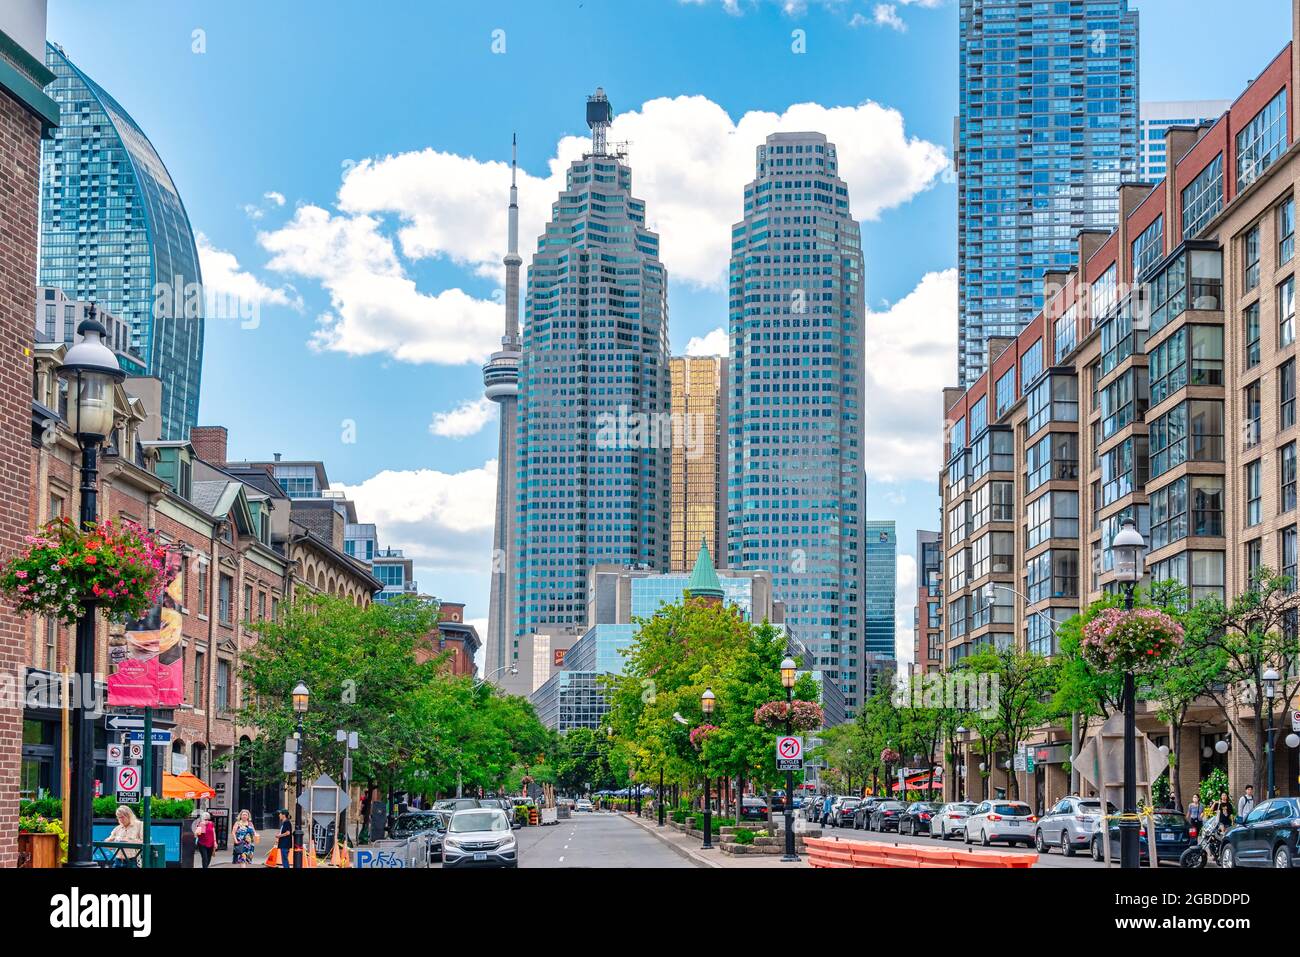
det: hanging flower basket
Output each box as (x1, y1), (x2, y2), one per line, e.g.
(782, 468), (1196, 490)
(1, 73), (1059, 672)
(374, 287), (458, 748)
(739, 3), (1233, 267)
(1082, 607), (1184, 673)
(880, 748), (901, 765)
(689, 724), (720, 751)
(753, 700), (824, 732)
(0, 518), (175, 625)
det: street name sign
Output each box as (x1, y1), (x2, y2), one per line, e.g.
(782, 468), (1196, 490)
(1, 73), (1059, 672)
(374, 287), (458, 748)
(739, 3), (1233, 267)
(776, 735), (804, 771)
(127, 730), (172, 744)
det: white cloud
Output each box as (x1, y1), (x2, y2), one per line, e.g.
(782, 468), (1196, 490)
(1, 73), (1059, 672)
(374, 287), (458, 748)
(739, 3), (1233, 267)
(686, 327), (729, 356)
(196, 233), (303, 315)
(258, 93), (944, 364)
(873, 3), (906, 30)
(264, 190), (286, 206)
(429, 396), (496, 439)
(333, 461), (498, 573)
(864, 268), (957, 483)
(894, 552), (917, 665)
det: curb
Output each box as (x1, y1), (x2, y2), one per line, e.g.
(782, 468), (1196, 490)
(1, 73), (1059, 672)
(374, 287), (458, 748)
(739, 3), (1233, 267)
(621, 812), (722, 869)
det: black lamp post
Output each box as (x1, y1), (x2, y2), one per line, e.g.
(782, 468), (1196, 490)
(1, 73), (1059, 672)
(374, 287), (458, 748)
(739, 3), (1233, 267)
(291, 680), (310, 868)
(779, 656), (799, 862)
(845, 748), (853, 796)
(1263, 667), (1280, 798)
(701, 688), (715, 849)
(955, 726), (968, 801)
(58, 304), (126, 868)
(1112, 517), (1146, 870)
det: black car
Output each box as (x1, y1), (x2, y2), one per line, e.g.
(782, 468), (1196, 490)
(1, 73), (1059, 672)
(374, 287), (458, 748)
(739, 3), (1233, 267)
(851, 798), (883, 829)
(740, 797), (770, 822)
(868, 800), (908, 832)
(1090, 810), (1192, 865)
(1221, 797), (1300, 868)
(390, 811), (449, 861)
(899, 801), (944, 836)
(828, 797), (861, 827)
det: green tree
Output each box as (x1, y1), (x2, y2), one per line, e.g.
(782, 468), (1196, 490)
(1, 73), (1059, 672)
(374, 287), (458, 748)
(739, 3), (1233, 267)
(957, 645), (1055, 798)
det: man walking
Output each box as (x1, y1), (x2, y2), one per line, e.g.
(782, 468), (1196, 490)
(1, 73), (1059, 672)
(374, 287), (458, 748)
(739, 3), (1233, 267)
(277, 808), (293, 868)
(1237, 785), (1255, 820)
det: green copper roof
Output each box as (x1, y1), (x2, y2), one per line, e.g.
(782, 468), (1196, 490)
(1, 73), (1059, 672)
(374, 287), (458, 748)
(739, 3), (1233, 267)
(686, 539), (724, 599)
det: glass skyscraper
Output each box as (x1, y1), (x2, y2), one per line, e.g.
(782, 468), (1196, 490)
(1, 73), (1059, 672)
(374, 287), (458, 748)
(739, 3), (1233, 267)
(513, 90), (670, 670)
(727, 131), (866, 715)
(40, 43), (204, 439)
(865, 520), (897, 661)
(957, 0), (1138, 386)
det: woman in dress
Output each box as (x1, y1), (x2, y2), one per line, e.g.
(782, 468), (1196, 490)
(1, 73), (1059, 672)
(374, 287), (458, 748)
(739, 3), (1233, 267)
(232, 809), (258, 867)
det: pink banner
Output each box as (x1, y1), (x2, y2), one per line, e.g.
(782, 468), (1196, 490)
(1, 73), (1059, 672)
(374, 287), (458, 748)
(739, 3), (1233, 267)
(108, 554), (183, 708)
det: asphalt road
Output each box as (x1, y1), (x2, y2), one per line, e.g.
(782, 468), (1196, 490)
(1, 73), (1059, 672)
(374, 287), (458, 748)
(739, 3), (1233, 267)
(513, 811), (695, 868)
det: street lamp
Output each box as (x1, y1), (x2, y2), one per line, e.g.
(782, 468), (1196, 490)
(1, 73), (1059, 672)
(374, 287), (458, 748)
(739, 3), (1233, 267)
(846, 748), (853, 796)
(1112, 517), (1145, 870)
(701, 688), (715, 849)
(955, 726), (968, 802)
(335, 729), (359, 849)
(1263, 667), (1281, 798)
(57, 304), (126, 868)
(779, 655), (799, 863)
(291, 680), (310, 869)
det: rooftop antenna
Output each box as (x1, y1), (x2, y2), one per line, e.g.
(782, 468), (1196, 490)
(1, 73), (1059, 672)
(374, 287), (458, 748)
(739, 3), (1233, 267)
(586, 87), (613, 156)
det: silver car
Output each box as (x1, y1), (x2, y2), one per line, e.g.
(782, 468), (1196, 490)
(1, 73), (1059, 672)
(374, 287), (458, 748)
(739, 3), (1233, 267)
(965, 800), (1037, 847)
(1035, 797), (1114, 857)
(441, 808), (519, 869)
(931, 801), (977, 840)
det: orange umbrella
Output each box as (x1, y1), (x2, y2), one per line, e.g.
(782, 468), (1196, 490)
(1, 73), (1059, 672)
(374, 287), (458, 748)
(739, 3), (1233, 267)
(161, 771), (215, 800)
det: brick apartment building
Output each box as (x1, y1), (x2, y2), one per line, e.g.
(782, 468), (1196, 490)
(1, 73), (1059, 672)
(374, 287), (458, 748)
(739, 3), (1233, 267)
(940, 2), (1300, 810)
(419, 601), (481, 678)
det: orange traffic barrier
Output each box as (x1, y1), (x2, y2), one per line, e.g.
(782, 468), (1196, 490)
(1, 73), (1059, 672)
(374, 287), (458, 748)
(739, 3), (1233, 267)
(805, 837), (1036, 869)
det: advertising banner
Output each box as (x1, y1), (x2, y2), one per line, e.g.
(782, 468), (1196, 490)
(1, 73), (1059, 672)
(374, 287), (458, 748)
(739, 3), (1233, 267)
(107, 553), (183, 707)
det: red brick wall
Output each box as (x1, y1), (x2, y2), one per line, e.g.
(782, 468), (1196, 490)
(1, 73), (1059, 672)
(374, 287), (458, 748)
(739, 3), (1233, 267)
(189, 426), (227, 467)
(0, 89), (40, 868)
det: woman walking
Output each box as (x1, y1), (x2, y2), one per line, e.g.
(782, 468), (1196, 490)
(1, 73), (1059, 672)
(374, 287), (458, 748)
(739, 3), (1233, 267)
(193, 810), (217, 868)
(232, 809), (258, 867)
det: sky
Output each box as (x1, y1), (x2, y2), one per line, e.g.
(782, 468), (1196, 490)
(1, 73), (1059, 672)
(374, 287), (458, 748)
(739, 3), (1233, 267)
(45, 0), (1296, 665)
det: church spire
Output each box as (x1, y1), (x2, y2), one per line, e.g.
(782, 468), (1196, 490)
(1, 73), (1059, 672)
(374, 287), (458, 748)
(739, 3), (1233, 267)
(686, 538), (724, 603)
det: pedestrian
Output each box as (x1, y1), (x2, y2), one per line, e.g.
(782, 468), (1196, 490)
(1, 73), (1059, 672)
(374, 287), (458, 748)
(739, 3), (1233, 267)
(1237, 785), (1255, 820)
(106, 805), (143, 868)
(276, 808), (293, 868)
(1186, 793), (1203, 828)
(821, 792), (833, 825)
(232, 809), (257, 867)
(1209, 791), (1234, 836)
(193, 811), (217, 868)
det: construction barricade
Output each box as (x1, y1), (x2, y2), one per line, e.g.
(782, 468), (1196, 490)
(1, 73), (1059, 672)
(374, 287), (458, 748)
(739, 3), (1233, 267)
(804, 836), (1036, 869)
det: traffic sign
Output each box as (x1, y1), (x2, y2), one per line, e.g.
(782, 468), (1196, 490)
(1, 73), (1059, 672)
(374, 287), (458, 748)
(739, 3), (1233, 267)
(128, 742), (144, 761)
(1292, 709), (1300, 733)
(105, 715), (145, 731)
(117, 790), (140, 804)
(116, 765), (140, 793)
(776, 735), (804, 771)
(106, 743), (124, 767)
(126, 730), (172, 744)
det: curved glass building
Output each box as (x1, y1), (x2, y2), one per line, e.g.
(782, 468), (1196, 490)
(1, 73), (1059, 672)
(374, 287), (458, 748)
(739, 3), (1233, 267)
(40, 43), (204, 439)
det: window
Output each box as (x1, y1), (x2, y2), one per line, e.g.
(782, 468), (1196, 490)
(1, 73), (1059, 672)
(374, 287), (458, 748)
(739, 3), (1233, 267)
(1026, 491), (1079, 549)
(1281, 527), (1299, 589)
(948, 501), (969, 546)
(242, 583), (253, 623)
(218, 574), (233, 626)
(1026, 374), (1078, 436)
(1246, 460), (1262, 527)
(1026, 615), (1058, 656)
(1132, 216), (1163, 277)
(1101, 436), (1149, 506)
(1182, 154), (1224, 239)
(258, 591), (267, 619)
(1100, 303), (1146, 376)
(216, 660), (230, 713)
(1281, 276), (1296, 347)
(1090, 265), (1117, 320)
(1026, 550), (1078, 602)
(197, 562), (208, 617)
(1149, 400), (1225, 478)
(1100, 367), (1149, 439)
(193, 650), (206, 709)
(1243, 381), (1262, 449)
(1236, 89), (1287, 190)
(948, 550), (969, 592)
(971, 428), (1013, 480)
(1245, 302), (1261, 368)
(995, 368), (1016, 418)
(1244, 224), (1261, 291)
(1026, 432), (1078, 492)
(1282, 442), (1297, 513)
(1054, 305), (1077, 361)
(947, 596), (969, 640)
(1281, 196), (1295, 265)
(1149, 476), (1223, 550)
(1148, 326), (1223, 406)
(1246, 538), (1263, 583)
(42, 619), (57, 671)
(1101, 507), (1150, 573)
(969, 396), (988, 439)
(971, 583), (1013, 630)
(1283, 359), (1297, 430)
(971, 480), (1014, 530)
(1020, 339), (1044, 388)
(950, 415), (966, 452)
(970, 531), (1013, 580)
(1149, 551), (1225, 602)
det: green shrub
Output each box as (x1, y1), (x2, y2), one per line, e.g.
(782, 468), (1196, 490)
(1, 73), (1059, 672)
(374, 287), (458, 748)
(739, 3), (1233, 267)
(1199, 768), (1230, 808)
(672, 809), (687, 824)
(733, 828), (756, 845)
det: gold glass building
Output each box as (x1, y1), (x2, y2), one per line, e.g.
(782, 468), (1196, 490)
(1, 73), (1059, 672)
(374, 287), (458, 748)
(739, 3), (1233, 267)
(669, 356), (726, 571)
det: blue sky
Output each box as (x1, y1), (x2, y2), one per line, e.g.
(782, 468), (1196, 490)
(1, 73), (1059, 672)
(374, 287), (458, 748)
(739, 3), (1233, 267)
(46, 0), (1296, 657)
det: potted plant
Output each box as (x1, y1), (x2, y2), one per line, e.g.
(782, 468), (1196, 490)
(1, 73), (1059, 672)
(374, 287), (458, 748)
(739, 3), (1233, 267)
(1081, 607), (1184, 674)
(18, 816), (66, 868)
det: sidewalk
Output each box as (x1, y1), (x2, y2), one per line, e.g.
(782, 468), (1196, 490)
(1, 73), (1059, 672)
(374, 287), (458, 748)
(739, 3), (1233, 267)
(210, 828), (281, 867)
(621, 812), (809, 869)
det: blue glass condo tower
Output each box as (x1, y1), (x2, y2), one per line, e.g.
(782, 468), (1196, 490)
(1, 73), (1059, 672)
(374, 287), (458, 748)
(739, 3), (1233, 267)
(727, 131), (866, 715)
(40, 43), (204, 439)
(957, 0), (1138, 386)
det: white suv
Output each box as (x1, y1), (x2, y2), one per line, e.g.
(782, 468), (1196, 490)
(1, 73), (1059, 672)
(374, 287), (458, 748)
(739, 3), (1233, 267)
(964, 800), (1036, 847)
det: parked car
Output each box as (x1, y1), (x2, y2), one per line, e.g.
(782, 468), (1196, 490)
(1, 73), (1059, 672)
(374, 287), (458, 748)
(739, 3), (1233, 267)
(826, 796), (861, 828)
(574, 799), (594, 813)
(390, 810), (448, 861)
(1090, 810), (1193, 865)
(867, 800), (908, 832)
(441, 808), (519, 869)
(899, 801), (944, 836)
(1035, 797), (1113, 856)
(740, 796), (769, 821)
(965, 800), (1037, 847)
(931, 802), (977, 840)
(1220, 797), (1300, 868)
(851, 797), (883, 830)
(433, 798), (481, 813)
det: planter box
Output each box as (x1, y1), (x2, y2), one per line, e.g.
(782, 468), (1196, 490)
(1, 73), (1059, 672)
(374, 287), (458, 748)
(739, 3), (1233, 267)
(18, 831), (60, 868)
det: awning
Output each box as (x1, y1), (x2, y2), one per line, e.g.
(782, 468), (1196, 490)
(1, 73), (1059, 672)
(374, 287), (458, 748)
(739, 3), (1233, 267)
(162, 772), (215, 800)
